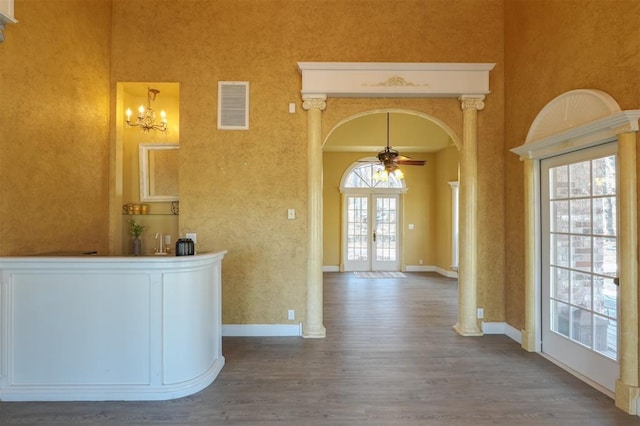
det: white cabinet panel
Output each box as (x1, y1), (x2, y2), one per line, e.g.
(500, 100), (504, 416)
(12, 273), (151, 385)
(0, 251), (226, 401)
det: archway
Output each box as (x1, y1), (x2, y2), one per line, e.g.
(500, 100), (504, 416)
(322, 110), (460, 275)
(298, 62), (495, 338)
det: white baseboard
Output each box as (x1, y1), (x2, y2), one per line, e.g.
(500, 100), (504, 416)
(481, 322), (523, 345)
(322, 265), (458, 278)
(481, 322), (505, 334)
(404, 265), (432, 272)
(222, 323), (302, 337)
(505, 323), (522, 344)
(223, 320), (523, 345)
(404, 265), (458, 278)
(436, 267), (458, 278)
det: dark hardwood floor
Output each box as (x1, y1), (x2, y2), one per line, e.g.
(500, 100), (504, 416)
(1, 272), (639, 425)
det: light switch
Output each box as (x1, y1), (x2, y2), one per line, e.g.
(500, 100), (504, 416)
(289, 103), (296, 113)
(287, 209), (296, 220)
(408, 224), (415, 230)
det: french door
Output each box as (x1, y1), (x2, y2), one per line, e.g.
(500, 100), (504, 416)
(343, 194), (400, 271)
(540, 143), (619, 392)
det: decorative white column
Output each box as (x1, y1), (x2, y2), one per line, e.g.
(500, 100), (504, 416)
(615, 131), (639, 414)
(453, 95), (484, 336)
(302, 95), (327, 338)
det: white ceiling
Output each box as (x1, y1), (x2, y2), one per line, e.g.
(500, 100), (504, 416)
(323, 112), (453, 153)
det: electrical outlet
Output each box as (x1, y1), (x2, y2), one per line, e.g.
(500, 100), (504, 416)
(287, 309), (295, 320)
(186, 232), (197, 244)
(287, 209), (295, 220)
(477, 308), (484, 319)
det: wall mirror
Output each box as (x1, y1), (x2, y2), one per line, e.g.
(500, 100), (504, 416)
(139, 143), (179, 202)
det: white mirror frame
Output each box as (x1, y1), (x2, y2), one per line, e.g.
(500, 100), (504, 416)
(139, 143), (179, 202)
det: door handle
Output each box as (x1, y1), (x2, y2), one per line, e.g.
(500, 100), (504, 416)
(373, 231), (376, 242)
(614, 277), (619, 286)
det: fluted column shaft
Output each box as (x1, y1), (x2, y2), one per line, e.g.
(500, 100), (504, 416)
(453, 96), (484, 336)
(302, 95), (327, 338)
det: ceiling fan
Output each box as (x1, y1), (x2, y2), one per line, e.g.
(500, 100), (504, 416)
(365, 113), (426, 176)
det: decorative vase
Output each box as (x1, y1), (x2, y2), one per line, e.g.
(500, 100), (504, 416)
(132, 237), (143, 256)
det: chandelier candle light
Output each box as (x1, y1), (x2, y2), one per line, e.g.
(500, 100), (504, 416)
(126, 87), (168, 132)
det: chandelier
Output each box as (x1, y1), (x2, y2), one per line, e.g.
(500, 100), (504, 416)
(125, 87), (167, 132)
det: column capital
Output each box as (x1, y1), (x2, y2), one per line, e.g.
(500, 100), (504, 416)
(459, 95), (486, 111)
(613, 124), (638, 135)
(302, 95), (327, 111)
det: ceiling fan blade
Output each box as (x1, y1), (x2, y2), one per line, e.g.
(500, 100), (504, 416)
(397, 159), (426, 166)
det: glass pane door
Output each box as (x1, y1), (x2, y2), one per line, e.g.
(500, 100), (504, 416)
(344, 196), (369, 271)
(541, 143), (618, 392)
(343, 194), (401, 271)
(372, 195), (400, 271)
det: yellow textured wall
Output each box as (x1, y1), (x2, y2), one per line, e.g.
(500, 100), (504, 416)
(322, 152), (351, 268)
(0, 0), (112, 255)
(504, 0), (640, 329)
(2, 0), (505, 326)
(322, 151), (437, 270)
(7, 0), (637, 333)
(111, 0), (504, 325)
(435, 145), (459, 271)
(402, 152), (436, 268)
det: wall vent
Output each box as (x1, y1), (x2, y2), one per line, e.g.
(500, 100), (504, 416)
(218, 81), (249, 130)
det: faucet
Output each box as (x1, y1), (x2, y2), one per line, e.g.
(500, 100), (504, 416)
(155, 232), (165, 254)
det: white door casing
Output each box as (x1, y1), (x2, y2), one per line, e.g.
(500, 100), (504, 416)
(511, 89), (640, 413)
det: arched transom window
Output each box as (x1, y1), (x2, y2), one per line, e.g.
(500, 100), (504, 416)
(341, 161), (406, 191)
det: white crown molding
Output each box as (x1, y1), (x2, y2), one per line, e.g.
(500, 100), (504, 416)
(297, 62), (495, 98)
(512, 111), (640, 160)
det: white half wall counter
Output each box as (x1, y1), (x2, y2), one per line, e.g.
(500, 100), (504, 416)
(0, 250), (227, 401)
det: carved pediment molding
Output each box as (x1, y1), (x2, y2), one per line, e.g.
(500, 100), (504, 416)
(297, 62), (494, 98)
(362, 75), (430, 88)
